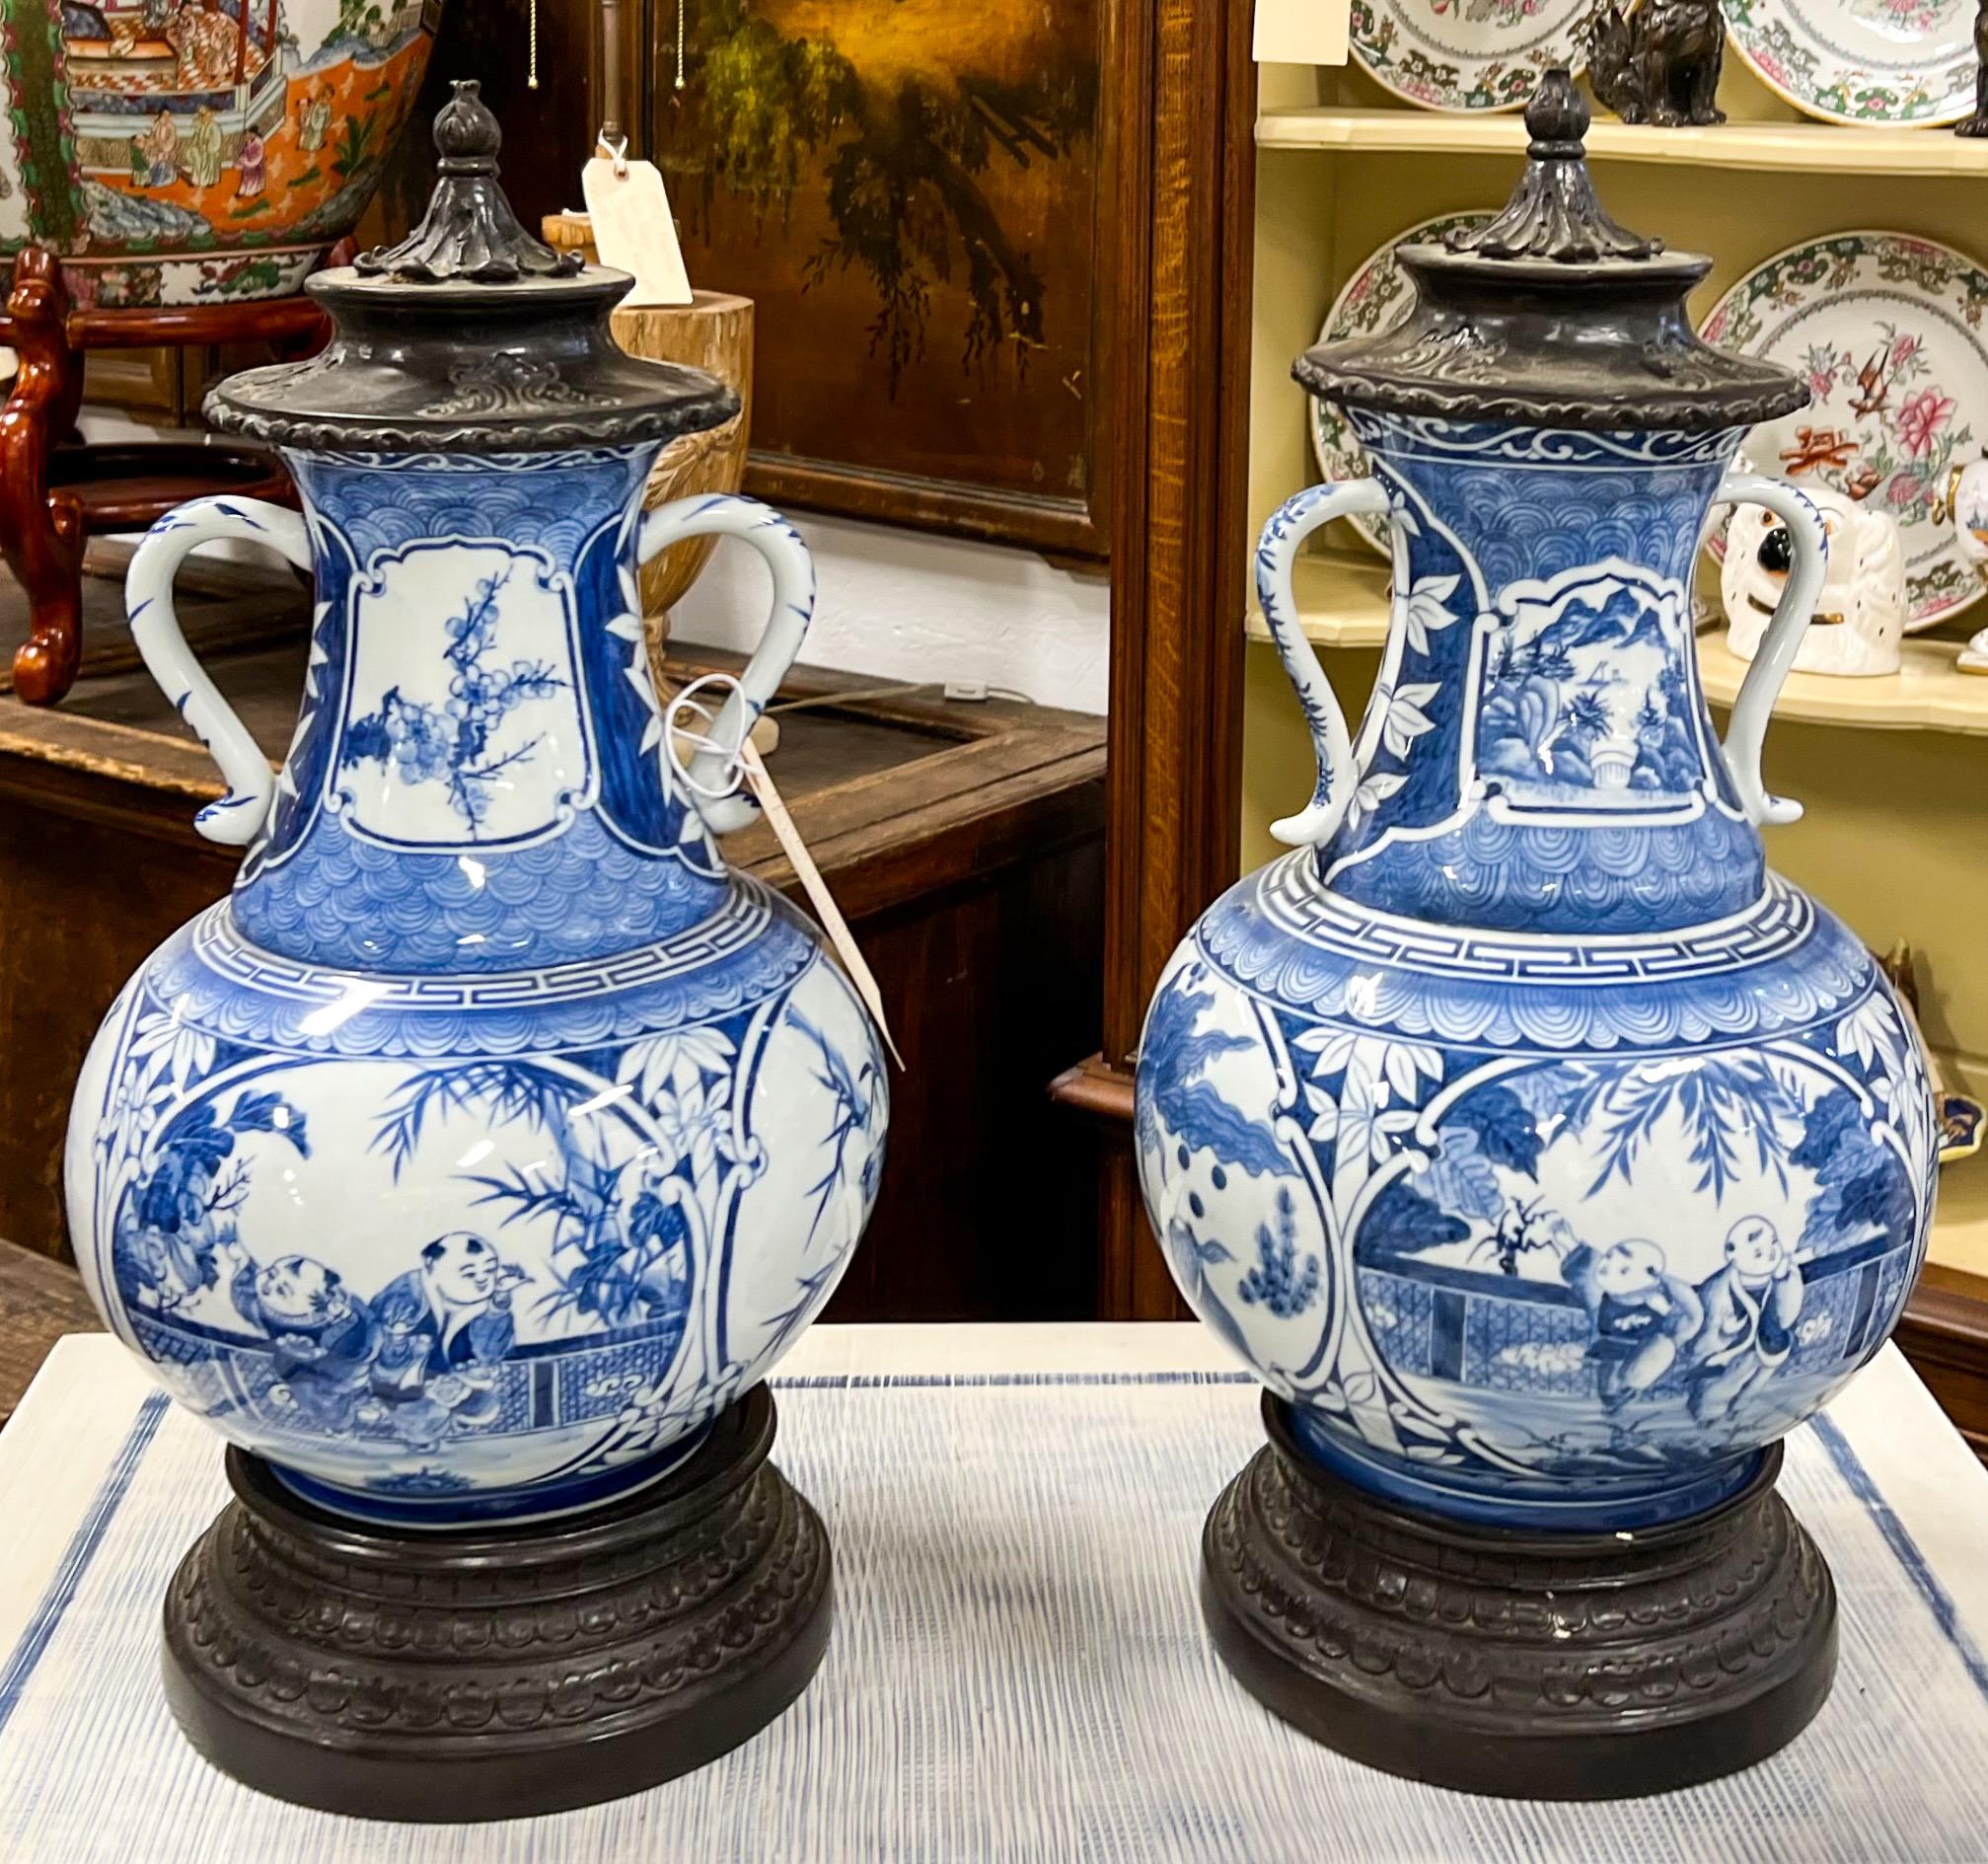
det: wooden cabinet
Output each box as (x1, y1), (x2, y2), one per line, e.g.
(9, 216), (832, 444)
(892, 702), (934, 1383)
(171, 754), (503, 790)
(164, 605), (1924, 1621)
(0, 556), (1107, 1323)
(80, 349), (192, 420)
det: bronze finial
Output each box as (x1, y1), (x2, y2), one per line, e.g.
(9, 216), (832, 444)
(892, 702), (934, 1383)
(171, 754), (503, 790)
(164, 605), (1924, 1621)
(354, 80), (583, 285)
(1444, 69), (1662, 264)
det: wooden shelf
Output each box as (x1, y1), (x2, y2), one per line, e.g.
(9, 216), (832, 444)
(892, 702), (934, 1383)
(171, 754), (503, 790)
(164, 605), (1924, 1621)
(1696, 630), (1988, 736)
(1244, 548), (1390, 649)
(1256, 107), (1988, 178)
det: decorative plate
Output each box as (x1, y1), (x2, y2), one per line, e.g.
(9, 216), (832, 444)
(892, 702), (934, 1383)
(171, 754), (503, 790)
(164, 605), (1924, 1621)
(1725, 0), (1977, 125)
(1310, 212), (1495, 555)
(1350, 0), (1609, 111)
(1701, 232), (1988, 630)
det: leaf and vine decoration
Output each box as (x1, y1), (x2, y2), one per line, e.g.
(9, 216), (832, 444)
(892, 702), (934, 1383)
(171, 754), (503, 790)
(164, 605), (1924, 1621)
(1557, 1056), (1804, 1202)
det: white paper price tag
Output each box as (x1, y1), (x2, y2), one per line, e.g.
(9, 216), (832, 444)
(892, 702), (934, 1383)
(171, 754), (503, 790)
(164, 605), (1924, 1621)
(581, 153), (694, 307)
(738, 736), (905, 1071)
(1254, 0), (1350, 65)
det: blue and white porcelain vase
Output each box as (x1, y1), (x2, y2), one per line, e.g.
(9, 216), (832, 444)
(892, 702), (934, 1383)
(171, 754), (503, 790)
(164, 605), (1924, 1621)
(63, 85), (888, 1529)
(1137, 81), (1938, 1534)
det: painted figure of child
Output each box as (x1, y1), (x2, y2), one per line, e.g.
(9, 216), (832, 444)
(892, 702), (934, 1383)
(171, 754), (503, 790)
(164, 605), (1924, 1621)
(1564, 1238), (1704, 1411)
(1686, 1217), (1804, 1426)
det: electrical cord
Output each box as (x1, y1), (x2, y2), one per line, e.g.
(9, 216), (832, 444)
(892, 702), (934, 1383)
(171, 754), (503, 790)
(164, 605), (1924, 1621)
(656, 676), (1039, 721)
(765, 681), (942, 715)
(768, 683), (1040, 714)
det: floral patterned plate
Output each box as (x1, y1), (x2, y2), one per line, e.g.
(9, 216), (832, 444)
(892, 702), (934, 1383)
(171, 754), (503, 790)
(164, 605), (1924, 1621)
(1725, 0), (1976, 126)
(1701, 231), (1988, 629)
(1310, 212), (1494, 555)
(1350, 0), (1609, 111)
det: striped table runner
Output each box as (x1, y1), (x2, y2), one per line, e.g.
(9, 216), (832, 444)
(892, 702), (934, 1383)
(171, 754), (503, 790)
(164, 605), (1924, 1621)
(3, 1326), (1987, 1862)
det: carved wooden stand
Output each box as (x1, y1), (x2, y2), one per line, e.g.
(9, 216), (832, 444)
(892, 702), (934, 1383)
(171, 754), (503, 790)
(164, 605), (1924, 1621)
(0, 246), (334, 705)
(1201, 1394), (1837, 1799)
(161, 1385), (833, 1819)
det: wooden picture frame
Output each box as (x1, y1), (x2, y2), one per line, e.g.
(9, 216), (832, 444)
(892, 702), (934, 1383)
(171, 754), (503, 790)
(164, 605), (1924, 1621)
(638, 0), (1118, 559)
(1048, 0), (1257, 1312)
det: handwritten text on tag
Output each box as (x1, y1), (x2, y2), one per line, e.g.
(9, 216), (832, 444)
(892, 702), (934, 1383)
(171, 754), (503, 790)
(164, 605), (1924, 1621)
(581, 154), (694, 306)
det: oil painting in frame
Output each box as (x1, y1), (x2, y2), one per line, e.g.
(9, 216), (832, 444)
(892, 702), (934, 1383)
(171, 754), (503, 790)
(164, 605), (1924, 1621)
(645, 0), (1112, 557)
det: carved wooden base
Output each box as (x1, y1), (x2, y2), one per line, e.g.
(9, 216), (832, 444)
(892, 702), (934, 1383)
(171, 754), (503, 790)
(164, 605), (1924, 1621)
(161, 1385), (832, 1821)
(1201, 1394), (1836, 1799)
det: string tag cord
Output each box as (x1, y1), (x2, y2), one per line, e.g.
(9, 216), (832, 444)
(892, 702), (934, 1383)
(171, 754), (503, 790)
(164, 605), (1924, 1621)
(662, 678), (905, 1071)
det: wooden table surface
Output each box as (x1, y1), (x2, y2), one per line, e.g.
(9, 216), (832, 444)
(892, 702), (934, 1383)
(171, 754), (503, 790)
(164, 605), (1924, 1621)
(0, 1237), (98, 1428)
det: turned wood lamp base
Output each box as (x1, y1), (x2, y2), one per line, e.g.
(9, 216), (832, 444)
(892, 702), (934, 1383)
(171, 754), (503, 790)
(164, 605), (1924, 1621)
(0, 246), (335, 705)
(1200, 1394), (1837, 1799)
(161, 1385), (832, 1820)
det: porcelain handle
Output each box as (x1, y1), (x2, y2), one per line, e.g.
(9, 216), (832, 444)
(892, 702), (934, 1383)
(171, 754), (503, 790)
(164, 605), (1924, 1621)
(638, 494), (816, 835)
(1717, 475), (1829, 828)
(125, 496), (313, 847)
(1258, 480), (1393, 847)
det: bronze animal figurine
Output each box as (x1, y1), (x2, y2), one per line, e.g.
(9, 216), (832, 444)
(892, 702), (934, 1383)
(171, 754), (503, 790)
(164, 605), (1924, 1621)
(1588, 0), (1727, 127)
(1957, 0), (1988, 136)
